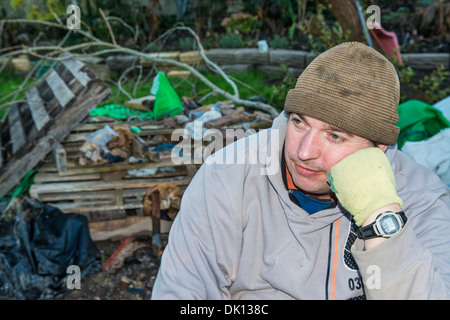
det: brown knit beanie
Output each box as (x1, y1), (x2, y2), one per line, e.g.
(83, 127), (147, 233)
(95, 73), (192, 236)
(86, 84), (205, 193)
(284, 42), (400, 145)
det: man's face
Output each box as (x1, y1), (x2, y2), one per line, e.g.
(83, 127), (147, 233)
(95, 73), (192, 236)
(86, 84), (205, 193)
(284, 113), (386, 199)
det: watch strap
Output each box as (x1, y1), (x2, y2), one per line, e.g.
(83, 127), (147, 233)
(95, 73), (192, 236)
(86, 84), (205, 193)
(357, 211), (407, 240)
(357, 224), (379, 240)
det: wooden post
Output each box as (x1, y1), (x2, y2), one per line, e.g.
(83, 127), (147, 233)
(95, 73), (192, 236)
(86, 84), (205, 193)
(52, 142), (67, 172)
(151, 189), (161, 252)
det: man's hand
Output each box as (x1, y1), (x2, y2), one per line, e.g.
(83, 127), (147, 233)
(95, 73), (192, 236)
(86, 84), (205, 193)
(327, 147), (403, 227)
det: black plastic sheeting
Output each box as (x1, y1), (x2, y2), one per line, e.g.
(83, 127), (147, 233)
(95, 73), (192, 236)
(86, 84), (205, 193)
(0, 196), (102, 300)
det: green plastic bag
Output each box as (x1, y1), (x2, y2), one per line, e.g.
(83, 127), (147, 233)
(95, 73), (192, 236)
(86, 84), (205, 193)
(150, 71), (183, 120)
(90, 104), (153, 120)
(397, 99), (450, 149)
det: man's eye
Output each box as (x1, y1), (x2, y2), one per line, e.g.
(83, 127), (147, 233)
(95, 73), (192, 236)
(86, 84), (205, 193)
(330, 133), (344, 141)
(292, 118), (302, 125)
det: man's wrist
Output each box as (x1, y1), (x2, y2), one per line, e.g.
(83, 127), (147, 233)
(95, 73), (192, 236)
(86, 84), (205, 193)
(361, 203), (403, 227)
(360, 203), (403, 250)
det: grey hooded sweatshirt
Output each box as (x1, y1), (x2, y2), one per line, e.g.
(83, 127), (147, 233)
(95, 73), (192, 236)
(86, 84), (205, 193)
(151, 111), (450, 300)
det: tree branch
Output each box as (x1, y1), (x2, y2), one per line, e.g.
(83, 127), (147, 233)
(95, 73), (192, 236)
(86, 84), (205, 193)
(99, 9), (117, 46)
(2, 18), (280, 118)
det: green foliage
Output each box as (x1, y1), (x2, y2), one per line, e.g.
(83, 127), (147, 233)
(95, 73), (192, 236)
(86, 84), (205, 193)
(269, 35), (289, 49)
(265, 64), (297, 109)
(200, 36), (216, 50)
(306, 23), (351, 54)
(383, 6), (412, 27)
(170, 71), (271, 106)
(397, 59), (450, 104)
(222, 12), (258, 36)
(399, 67), (416, 90)
(179, 37), (195, 52)
(411, 65), (450, 104)
(0, 69), (34, 119)
(219, 34), (242, 48)
(301, 3), (351, 53)
(10, 0), (66, 21)
(279, 0), (298, 40)
(145, 43), (159, 53)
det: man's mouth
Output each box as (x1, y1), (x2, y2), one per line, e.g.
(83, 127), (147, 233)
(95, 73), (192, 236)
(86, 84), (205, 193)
(295, 164), (323, 177)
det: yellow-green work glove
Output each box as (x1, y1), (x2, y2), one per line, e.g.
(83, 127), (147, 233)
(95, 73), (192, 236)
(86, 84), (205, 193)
(327, 148), (403, 226)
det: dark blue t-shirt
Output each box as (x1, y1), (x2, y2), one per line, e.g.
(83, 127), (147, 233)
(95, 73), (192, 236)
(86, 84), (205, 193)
(290, 189), (335, 214)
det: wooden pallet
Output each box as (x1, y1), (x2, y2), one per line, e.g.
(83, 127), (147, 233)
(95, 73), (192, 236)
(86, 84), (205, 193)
(27, 118), (200, 242)
(29, 121), (198, 220)
(0, 56), (111, 199)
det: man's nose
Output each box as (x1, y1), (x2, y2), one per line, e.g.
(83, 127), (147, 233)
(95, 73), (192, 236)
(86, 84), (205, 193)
(297, 131), (321, 161)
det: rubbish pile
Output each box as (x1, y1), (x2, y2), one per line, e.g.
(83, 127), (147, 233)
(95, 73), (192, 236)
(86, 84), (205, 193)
(0, 197), (101, 300)
(79, 125), (133, 166)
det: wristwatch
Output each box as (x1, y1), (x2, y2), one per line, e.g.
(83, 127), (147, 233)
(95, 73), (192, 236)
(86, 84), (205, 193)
(357, 211), (407, 240)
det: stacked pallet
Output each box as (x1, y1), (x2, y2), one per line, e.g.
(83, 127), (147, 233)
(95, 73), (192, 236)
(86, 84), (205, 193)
(29, 118), (198, 241)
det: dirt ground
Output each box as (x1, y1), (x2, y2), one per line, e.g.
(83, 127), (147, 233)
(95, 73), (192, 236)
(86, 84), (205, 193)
(61, 236), (163, 300)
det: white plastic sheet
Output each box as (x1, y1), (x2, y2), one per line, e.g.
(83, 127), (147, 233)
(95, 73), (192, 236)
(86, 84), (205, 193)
(434, 96), (450, 122)
(402, 128), (450, 186)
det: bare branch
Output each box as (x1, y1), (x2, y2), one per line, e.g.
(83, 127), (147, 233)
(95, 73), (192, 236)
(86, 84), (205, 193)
(117, 65), (142, 100)
(106, 16), (138, 42)
(3, 18), (102, 42)
(1, 18), (280, 118)
(132, 65), (143, 97)
(99, 9), (117, 47)
(170, 26), (240, 99)
(49, 6), (64, 26)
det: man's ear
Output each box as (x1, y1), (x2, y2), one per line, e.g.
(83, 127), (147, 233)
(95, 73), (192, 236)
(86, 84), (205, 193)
(377, 143), (389, 152)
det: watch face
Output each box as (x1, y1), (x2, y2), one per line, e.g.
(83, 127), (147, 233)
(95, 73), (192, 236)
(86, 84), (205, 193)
(379, 214), (400, 235)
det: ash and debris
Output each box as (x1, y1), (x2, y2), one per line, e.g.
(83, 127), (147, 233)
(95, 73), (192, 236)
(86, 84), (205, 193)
(62, 237), (162, 300)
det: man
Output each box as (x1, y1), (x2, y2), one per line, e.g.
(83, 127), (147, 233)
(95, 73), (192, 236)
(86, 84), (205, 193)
(151, 42), (450, 300)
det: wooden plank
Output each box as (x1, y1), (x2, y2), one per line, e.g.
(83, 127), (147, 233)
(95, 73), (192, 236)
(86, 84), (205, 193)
(1, 122), (12, 162)
(56, 159), (184, 176)
(51, 202), (143, 214)
(54, 155), (69, 172)
(115, 188), (124, 206)
(52, 142), (67, 172)
(0, 78), (111, 198)
(7, 103), (26, 153)
(72, 119), (165, 132)
(61, 132), (89, 143)
(63, 127), (177, 143)
(29, 177), (190, 195)
(45, 69), (75, 108)
(33, 171), (102, 183)
(18, 102), (39, 143)
(89, 216), (173, 242)
(26, 87), (50, 131)
(38, 189), (114, 202)
(47, 200), (117, 211)
(61, 58), (90, 87)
